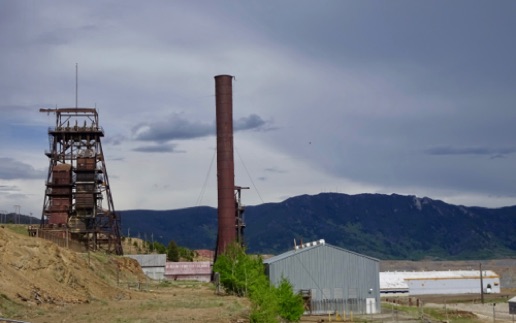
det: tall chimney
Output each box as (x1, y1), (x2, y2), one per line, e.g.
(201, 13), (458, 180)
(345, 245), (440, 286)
(215, 75), (236, 257)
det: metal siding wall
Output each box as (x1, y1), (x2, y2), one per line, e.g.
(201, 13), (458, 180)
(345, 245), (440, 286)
(407, 277), (501, 295)
(142, 267), (165, 280)
(268, 245), (380, 313)
(486, 278), (501, 293)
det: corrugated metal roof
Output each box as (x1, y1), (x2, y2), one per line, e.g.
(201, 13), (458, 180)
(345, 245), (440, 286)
(380, 270), (499, 290)
(263, 242), (379, 264)
(126, 254), (166, 267)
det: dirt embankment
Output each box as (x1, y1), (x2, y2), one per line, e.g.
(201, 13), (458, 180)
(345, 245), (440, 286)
(0, 226), (146, 314)
(0, 226), (250, 323)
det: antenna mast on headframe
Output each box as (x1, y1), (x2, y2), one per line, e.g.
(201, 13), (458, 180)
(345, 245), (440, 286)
(75, 63), (78, 109)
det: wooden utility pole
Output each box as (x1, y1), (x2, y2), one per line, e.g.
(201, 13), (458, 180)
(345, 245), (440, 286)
(480, 263), (484, 304)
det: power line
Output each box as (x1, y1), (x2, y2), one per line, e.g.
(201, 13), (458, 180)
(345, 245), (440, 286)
(195, 148), (216, 207)
(235, 147), (265, 204)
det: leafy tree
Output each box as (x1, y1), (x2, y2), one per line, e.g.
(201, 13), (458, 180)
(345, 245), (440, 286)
(213, 242), (304, 323)
(178, 246), (197, 261)
(213, 242), (251, 296)
(156, 242), (167, 254)
(213, 242), (267, 296)
(150, 241), (166, 254)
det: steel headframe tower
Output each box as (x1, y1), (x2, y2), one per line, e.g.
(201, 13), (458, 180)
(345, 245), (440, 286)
(214, 75), (246, 259)
(39, 108), (123, 255)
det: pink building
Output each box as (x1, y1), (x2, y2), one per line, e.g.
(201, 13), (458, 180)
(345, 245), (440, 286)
(165, 262), (212, 282)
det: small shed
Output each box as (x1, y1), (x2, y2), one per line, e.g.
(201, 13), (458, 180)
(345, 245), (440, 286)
(509, 296), (516, 315)
(264, 240), (380, 315)
(380, 270), (500, 296)
(126, 254), (166, 280)
(165, 262), (212, 282)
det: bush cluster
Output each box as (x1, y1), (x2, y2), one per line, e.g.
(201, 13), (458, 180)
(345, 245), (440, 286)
(213, 243), (304, 323)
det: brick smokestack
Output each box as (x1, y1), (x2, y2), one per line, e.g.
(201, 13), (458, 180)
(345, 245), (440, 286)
(214, 75), (236, 257)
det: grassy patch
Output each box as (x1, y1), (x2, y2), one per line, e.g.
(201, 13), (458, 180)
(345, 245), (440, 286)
(4, 224), (30, 236)
(169, 280), (205, 288)
(139, 299), (166, 310)
(167, 297), (222, 309)
(423, 307), (482, 323)
(158, 280), (172, 288)
(0, 293), (27, 319)
(227, 299), (246, 313)
(381, 302), (484, 323)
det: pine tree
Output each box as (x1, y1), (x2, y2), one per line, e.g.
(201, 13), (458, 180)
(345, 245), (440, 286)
(167, 240), (179, 262)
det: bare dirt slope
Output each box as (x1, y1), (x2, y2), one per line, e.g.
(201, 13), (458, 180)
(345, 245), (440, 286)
(0, 225), (249, 322)
(0, 225), (146, 303)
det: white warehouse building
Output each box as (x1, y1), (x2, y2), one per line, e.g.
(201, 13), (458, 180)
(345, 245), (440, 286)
(380, 270), (500, 296)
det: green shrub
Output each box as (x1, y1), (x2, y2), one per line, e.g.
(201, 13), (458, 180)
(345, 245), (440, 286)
(276, 278), (304, 322)
(248, 281), (279, 323)
(178, 246), (197, 261)
(213, 242), (304, 323)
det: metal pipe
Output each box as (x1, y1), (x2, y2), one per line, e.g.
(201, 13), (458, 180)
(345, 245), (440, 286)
(215, 75), (236, 256)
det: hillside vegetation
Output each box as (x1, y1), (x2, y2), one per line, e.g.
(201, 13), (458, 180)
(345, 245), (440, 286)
(121, 193), (516, 260)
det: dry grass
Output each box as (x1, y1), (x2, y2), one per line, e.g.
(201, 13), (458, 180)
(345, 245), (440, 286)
(27, 282), (250, 323)
(0, 225), (249, 323)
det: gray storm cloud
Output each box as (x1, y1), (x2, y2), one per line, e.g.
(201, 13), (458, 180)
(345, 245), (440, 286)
(1, 1), (516, 211)
(132, 113), (272, 143)
(425, 146), (516, 157)
(0, 158), (46, 180)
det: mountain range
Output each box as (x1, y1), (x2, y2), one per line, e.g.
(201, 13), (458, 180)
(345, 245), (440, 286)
(120, 193), (516, 260)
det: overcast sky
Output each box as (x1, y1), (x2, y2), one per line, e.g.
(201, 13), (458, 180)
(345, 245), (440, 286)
(2, 0), (516, 217)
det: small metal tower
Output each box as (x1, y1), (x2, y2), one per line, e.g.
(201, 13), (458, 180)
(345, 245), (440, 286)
(235, 186), (249, 246)
(39, 108), (123, 255)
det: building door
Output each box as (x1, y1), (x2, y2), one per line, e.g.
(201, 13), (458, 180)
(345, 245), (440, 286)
(366, 298), (376, 314)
